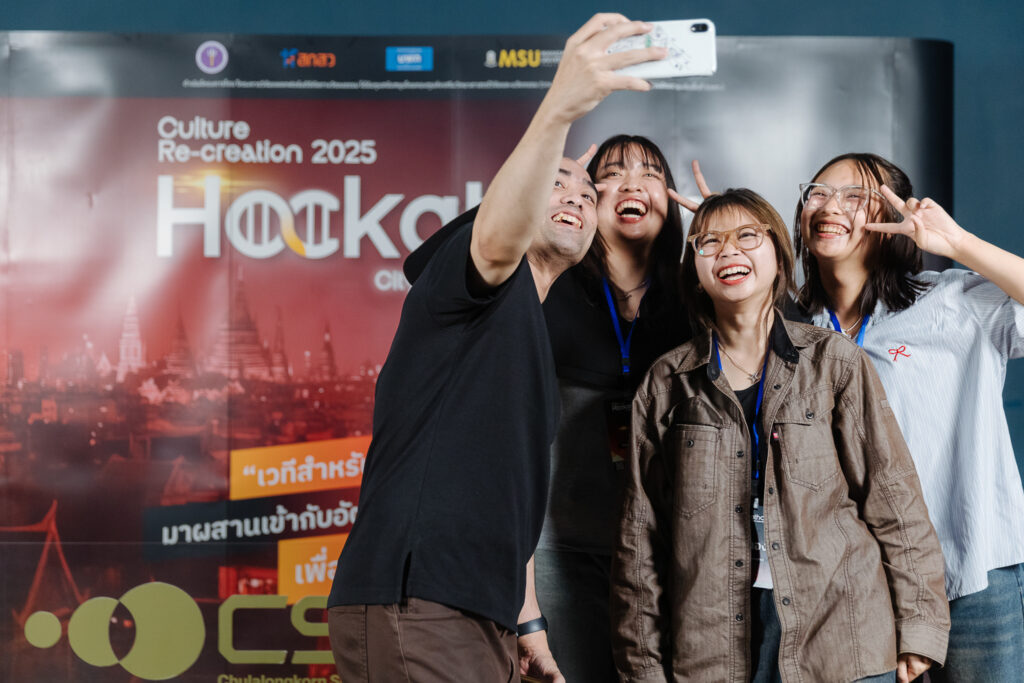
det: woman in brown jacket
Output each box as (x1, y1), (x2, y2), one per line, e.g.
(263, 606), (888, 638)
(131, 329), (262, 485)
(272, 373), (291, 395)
(611, 188), (949, 683)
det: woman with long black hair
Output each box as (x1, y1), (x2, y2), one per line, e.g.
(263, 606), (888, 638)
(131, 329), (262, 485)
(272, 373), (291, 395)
(797, 152), (1024, 682)
(536, 135), (695, 682)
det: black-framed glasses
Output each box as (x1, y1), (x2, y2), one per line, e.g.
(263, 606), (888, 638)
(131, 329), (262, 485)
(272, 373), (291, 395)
(799, 183), (884, 214)
(687, 224), (768, 257)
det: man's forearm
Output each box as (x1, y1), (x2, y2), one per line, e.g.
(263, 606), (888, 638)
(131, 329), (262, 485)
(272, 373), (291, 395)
(470, 14), (663, 286)
(472, 104), (573, 278)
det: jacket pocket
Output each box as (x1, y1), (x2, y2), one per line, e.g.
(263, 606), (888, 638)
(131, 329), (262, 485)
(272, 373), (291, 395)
(669, 424), (719, 517)
(774, 392), (839, 491)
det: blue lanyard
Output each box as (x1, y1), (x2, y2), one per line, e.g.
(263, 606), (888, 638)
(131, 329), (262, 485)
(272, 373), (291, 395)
(713, 333), (770, 480)
(602, 277), (642, 376)
(828, 310), (870, 347)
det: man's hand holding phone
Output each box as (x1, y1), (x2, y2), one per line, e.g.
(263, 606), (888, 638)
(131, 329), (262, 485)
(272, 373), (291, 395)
(609, 19), (717, 79)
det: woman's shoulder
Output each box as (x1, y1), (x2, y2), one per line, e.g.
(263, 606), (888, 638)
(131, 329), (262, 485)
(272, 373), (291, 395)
(783, 318), (850, 348)
(783, 319), (864, 367)
(902, 268), (1010, 315)
(913, 267), (997, 295)
(543, 265), (602, 322)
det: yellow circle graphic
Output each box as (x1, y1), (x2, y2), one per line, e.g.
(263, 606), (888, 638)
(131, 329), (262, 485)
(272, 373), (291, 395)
(24, 611), (62, 649)
(117, 582), (205, 680)
(68, 596), (120, 666)
(63, 582), (206, 680)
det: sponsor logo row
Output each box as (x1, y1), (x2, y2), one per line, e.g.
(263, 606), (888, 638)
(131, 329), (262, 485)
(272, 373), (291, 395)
(196, 41), (560, 75)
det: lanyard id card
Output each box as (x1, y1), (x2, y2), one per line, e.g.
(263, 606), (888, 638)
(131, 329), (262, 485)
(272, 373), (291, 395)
(713, 333), (773, 589)
(602, 278), (641, 376)
(605, 397), (631, 470)
(752, 496), (773, 589)
(601, 277), (644, 470)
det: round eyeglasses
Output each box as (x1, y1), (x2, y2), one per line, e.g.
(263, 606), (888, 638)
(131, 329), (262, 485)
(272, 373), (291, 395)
(799, 183), (884, 214)
(688, 224), (768, 257)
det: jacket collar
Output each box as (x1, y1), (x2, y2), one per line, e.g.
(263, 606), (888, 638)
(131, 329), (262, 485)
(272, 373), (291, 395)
(678, 311), (803, 382)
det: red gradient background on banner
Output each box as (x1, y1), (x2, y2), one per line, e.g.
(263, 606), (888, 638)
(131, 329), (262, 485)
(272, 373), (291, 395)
(0, 94), (542, 681)
(4, 97), (540, 379)
(0, 31), (956, 680)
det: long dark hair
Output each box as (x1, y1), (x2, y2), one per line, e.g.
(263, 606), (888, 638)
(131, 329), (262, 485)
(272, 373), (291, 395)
(795, 152), (928, 316)
(682, 189), (796, 332)
(581, 135), (683, 309)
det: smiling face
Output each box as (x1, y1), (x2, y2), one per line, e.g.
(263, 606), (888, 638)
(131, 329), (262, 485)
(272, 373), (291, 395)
(534, 157), (599, 264)
(800, 159), (883, 268)
(694, 207), (778, 313)
(592, 143), (669, 247)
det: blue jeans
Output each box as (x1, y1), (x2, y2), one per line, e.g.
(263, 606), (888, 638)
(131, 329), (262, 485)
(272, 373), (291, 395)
(751, 588), (896, 683)
(930, 563), (1024, 683)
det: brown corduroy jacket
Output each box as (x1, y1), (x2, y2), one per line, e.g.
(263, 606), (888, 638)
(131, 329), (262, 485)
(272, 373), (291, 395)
(612, 317), (949, 683)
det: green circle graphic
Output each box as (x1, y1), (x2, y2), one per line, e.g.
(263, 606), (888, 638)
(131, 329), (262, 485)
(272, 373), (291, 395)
(24, 611), (62, 649)
(65, 582), (206, 680)
(118, 582), (205, 680)
(68, 596), (120, 666)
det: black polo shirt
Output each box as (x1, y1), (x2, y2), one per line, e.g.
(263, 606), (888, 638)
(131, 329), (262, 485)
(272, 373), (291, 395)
(327, 220), (559, 632)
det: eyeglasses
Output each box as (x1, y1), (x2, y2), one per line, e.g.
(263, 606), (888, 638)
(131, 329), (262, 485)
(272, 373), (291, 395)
(799, 183), (884, 214)
(688, 224), (768, 257)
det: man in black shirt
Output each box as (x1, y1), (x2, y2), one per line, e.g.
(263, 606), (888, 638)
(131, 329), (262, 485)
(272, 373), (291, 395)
(326, 13), (667, 683)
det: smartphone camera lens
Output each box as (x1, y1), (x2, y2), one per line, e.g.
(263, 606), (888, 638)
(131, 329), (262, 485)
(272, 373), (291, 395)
(691, 23), (708, 33)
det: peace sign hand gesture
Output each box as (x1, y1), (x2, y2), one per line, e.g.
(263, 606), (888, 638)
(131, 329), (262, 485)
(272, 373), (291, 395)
(573, 143), (609, 191)
(668, 160), (714, 213)
(867, 184), (1024, 305)
(865, 185), (967, 260)
(575, 143), (599, 169)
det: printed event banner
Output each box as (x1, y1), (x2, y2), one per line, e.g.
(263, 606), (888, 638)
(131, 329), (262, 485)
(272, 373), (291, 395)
(0, 32), (951, 681)
(229, 435), (371, 500)
(277, 533), (349, 605)
(142, 488), (360, 560)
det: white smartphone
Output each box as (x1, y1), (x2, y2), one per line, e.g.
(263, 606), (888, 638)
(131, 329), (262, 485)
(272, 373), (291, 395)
(609, 19), (717, 79)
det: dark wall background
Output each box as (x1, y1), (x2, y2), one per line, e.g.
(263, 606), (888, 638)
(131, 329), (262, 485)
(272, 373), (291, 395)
(3, 0), (1023, 459)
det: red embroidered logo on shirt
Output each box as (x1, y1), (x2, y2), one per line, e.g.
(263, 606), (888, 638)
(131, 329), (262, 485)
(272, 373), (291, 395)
(888, 345), (911, 362)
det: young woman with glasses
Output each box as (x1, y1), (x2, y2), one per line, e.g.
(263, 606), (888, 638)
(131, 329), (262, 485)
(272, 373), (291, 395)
(797, 152), (1024, 683)
(611, 187), (949, 683)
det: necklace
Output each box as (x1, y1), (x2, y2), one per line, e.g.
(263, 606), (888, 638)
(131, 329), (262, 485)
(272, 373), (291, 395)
(841, 316), (863, 336)
(718, 344), (763, 384)
(612, 277), (651, 301)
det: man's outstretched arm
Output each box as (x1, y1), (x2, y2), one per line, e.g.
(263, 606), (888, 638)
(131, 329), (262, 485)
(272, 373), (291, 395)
(470, 13), (665, 287)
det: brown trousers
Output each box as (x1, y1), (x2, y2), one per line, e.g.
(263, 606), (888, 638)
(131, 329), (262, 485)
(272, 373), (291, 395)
(328, 598), (519, 682)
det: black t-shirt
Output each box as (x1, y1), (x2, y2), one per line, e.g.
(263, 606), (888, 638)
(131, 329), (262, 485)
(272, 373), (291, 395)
(543, 265), (690, 392)
(327, 222), (560, 632)
(538, 266), (690, 553)
(734, 382), (765, 497)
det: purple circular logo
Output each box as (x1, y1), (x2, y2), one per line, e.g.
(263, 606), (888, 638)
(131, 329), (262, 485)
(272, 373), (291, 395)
(195, 40), (229, 74)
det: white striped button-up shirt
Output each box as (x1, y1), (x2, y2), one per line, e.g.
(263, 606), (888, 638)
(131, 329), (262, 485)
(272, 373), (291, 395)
(812, 268), (1024, 600)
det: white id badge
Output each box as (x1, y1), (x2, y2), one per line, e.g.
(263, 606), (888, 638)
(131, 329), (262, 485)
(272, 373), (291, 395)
(752, 497), (773, 589)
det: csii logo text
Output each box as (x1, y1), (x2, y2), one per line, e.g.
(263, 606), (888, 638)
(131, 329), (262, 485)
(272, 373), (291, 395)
(24, 581), (333, 679)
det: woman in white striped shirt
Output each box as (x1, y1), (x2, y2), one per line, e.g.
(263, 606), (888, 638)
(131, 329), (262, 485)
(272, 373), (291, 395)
(796, 152), (1024, 683)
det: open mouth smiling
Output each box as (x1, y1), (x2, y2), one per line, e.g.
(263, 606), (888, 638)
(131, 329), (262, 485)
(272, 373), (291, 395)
(814, 221), (850, 237)
(615, 199), (648, 220)
(716, 264), (751, 283)
(552, 211), (583, 229)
